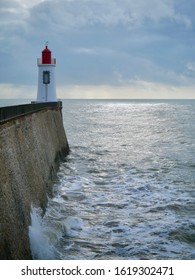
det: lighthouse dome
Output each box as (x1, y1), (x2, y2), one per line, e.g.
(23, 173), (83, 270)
(42, 46), (51, 64)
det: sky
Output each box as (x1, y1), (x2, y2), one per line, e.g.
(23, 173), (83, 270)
(0, 0), (195, 99)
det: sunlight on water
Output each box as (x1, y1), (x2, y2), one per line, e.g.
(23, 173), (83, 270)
(28, 99), (195, 260)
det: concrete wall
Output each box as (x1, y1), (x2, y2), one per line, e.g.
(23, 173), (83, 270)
(0, 108), (69, 259)
(0, 102), (63, 122)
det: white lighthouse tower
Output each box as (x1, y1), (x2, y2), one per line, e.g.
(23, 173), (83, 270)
(36, 44), (57, 102)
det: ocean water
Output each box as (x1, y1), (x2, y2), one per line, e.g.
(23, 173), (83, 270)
(28, 99), (195, 260)
(1, 99), (195, 259)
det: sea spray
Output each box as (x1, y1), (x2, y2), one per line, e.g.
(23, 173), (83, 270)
(28, 202), (84, 259)
(29, 207), (57, 259)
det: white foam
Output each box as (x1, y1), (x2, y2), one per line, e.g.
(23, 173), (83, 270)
(28, 207), (56, 260)
(63, 216), (84, 237)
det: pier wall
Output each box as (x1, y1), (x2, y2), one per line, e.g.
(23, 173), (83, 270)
(0, 103), (69, 259)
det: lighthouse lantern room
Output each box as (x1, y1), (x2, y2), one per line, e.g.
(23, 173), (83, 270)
(36, 45), (57, 102)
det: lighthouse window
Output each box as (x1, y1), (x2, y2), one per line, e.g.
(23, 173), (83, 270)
(43, 71), (50, 84)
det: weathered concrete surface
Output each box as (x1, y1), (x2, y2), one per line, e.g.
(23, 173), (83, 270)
(0, 109), (69, 259)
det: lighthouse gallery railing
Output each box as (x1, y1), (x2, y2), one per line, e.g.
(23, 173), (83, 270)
(37, 58), (56, 65)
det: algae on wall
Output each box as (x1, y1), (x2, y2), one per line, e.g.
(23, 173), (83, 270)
(0, 109), (69, 259)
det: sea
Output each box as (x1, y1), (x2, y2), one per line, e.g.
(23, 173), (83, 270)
(1, 99), (195, 260)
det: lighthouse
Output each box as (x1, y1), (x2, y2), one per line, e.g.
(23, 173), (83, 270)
(36, 45), (57, 102)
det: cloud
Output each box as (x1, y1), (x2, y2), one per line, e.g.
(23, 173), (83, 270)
(187, 62), (195, 72)
(0, 0), (192, 43)
(0, 0), (195, 99)
(72, 47), (120, 56)
(0, 83), (36, 99)
(0, 1), (25, 30)
(16, 0), (45, 8)
(0, 0), (41, 27)
(1, 80), (195, 100)
(28, 0), (191, 31)
(58, 82), (195, 99)
(73, 48), (98, 55)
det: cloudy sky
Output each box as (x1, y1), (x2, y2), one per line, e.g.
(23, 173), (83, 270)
(0, 0), (195, 99)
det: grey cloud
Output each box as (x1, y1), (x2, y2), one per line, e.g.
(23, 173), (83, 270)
(0, 0), (28, 25)
(0, 0), (195, 88)
(28, 0), (192, 31)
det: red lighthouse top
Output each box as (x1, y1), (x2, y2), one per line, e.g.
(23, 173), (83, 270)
(37, 44), (56, 65)
(42, 45), (51, 64)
